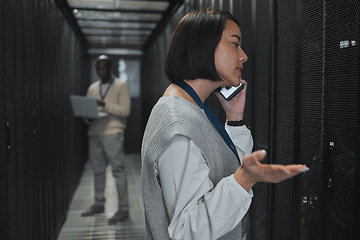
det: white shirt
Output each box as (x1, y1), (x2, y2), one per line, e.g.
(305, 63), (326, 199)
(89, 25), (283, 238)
(155, 124), (254, 240)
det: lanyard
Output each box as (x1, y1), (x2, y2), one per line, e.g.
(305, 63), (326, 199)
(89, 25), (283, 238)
(174, 81), (241, 163)
(99, 78), (113, 101)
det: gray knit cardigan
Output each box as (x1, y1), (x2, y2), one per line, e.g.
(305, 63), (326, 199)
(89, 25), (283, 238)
(141, 96), (247, 240)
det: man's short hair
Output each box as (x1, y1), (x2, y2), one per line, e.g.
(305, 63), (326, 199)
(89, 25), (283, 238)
(165, 8), (239, 82)
(96, 55), (112, 69)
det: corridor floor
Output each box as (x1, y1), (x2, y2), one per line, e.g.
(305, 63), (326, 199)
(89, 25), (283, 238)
(57, 154), (146, 240)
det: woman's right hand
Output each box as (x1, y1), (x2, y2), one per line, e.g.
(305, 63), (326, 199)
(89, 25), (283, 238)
(233, 150), (309, 191)
(214, 80), (248, 121)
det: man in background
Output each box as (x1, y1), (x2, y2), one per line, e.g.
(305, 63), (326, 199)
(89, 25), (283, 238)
(81, 55), (131, 224)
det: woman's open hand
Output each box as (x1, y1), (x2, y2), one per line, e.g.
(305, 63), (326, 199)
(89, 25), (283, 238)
(233, 150), (309, 191)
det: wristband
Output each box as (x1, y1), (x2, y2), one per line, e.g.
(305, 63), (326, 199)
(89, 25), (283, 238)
(226, 120), (245, 126)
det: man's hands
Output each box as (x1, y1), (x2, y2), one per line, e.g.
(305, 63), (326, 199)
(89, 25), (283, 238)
(234, 150), (309, 191)
(97, 99), (105, 107)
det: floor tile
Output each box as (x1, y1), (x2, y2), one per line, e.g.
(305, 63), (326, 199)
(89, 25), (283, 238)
(57, 154), (146, 240)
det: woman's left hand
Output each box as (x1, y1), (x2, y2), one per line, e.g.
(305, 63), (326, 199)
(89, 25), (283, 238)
(214, 79), (248, 121)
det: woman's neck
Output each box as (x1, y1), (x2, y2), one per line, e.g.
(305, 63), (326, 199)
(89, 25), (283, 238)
(183, 79), (220, 103)
(164, 79), (221, 105)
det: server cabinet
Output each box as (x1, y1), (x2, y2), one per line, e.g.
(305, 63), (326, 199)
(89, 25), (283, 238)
(320, 1), (359, 239)
(0, 0), (10, 239)
(272, 0), (327, 239)
(270, 1), (359, 240)
(3, 0), (26, 239)
(2, 0), (90, 239)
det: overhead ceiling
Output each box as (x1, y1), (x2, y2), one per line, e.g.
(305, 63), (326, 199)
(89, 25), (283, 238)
(57, 0), (184, 55)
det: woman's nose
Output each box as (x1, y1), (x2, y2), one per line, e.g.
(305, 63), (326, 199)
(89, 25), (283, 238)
(239, 48), (248, 63)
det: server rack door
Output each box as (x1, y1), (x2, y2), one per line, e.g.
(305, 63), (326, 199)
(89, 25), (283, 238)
(23, 0), (46, 238)
(0, 0), (10, 239)
(296, 1), (359, 240)
(3, 0), (27, 239)
(322, 1), (359, 239)
(247, 1), (274, 239)
(297, 1), (327, 239)
(271, 0), (300, 239)
(247, 0), (359, 239)
(13, 0), (28, 239)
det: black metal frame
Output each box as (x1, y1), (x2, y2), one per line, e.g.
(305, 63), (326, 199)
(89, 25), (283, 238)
(55, 0), (89, 48)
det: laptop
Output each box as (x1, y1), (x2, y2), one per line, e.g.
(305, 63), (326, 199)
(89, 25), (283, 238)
(70, 95), (108, 119)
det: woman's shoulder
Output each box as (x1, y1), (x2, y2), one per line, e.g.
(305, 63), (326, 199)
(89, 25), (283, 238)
(143, 97), (209, 157)
(156, 96), (199, 110)
(144, 96), (207, 133)
(152, 96), (204, 121)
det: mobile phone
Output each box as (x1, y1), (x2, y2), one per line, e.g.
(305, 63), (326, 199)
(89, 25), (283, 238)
(219, 82), (244, 101)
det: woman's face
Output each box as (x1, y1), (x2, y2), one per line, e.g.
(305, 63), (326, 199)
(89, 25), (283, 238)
(214, 20), (248, 87)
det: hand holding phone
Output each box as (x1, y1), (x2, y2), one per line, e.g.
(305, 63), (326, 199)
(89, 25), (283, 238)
(215, 79), (247, 120)
(219, 82), (244, 101)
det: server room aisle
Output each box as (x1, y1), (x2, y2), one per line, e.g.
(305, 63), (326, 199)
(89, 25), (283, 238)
(57, 154), (146, 240)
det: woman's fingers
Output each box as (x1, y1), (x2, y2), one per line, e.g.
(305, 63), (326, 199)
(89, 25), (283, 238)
(241, 150), (309, 184)
(242, 150), (267, 167)
(258, 164), (309, 183)
(235, 150), (268, 189)
(252, 149), (267, 161)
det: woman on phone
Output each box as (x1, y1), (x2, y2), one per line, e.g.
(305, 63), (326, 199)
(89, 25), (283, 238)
(141, 8), (308, 240)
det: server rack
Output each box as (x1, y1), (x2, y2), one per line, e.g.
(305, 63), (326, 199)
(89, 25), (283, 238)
(1, 0), (90, 239)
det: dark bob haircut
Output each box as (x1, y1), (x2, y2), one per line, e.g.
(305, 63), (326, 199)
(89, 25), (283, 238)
(165, 8), (239, 82)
